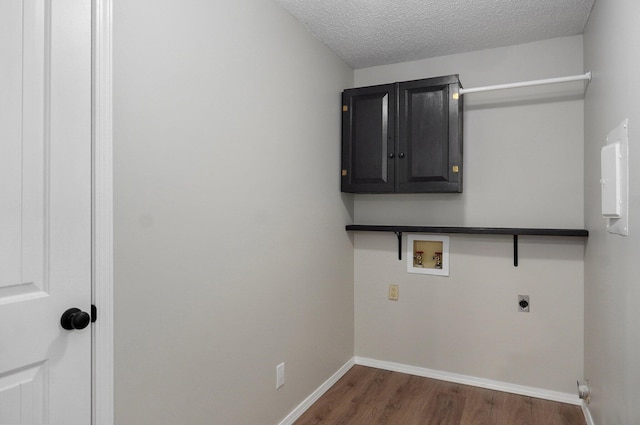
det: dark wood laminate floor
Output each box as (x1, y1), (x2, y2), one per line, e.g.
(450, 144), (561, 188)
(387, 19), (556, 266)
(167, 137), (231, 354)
(294, 366), (586, 425)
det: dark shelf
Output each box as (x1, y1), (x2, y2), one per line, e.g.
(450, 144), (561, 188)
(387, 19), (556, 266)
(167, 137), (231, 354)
(346, 225), (588, 237)
(345, 225), (588, 266)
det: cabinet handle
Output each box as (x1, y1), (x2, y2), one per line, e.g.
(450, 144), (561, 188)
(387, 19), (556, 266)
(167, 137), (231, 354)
(388, 153), (395, 159)
(398, 152), (405, 159)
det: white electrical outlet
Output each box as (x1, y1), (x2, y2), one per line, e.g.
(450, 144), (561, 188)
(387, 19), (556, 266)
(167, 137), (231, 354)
(276, 362), (285, 389)
(389, 284), (399, 301)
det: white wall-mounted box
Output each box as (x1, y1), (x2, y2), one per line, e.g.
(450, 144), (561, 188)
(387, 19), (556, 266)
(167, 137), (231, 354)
(601, 142), (622, 218)
(601, 119), (629, 236)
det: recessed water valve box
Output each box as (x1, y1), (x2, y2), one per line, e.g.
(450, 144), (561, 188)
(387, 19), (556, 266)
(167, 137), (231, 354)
(407, 234), (450, 276)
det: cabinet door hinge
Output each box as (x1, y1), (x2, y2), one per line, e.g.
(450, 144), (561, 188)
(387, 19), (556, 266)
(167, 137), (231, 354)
(91, 304), (97, 323)
(452, 166), (459, 173)
(342, 105), (348, 112)
(342, 169), (348, 176)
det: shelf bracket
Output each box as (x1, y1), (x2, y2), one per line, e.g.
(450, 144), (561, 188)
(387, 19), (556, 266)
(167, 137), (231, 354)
(513, 235), (518, 267)
(394, 232), (402, 260)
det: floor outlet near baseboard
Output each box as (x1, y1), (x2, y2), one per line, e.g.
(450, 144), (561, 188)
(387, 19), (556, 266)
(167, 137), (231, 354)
(276, 362), (285, 389)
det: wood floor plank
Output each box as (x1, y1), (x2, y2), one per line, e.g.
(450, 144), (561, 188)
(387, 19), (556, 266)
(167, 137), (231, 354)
(294, 366), (372, 425)
(534, 397), (587, 425)
(459, 386), (495, 425)
(423, 389), (467, 425)
(374, 374), (439, 424)
(491, 392), (536, 425)
(293, 366), (587, 425)
(558, 402), (587, 425)
(335, 369), (409, 424)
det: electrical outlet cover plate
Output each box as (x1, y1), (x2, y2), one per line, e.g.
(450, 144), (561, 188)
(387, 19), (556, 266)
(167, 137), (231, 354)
(518, 295), (530, 312)
(389, 284), (399, 301)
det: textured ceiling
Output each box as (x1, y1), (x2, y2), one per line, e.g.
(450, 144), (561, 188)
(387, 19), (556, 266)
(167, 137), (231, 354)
(273, 0), (595, 69)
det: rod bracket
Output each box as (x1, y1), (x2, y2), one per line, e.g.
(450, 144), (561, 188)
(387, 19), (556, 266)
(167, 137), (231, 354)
(394, 232), (402, 260)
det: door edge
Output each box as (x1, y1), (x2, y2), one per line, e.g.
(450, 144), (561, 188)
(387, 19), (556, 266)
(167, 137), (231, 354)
(92, 0), (114, 424)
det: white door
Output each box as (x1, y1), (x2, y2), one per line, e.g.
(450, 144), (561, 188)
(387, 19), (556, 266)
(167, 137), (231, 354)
(0, 0), (92, 424)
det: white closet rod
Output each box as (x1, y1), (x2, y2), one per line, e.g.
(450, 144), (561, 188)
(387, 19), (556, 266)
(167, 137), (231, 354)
(459, 71), (591, 95)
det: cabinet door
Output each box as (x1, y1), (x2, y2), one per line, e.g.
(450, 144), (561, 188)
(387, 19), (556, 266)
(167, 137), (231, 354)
(341, 84), (395, 193)
(397, 76), (463, 193)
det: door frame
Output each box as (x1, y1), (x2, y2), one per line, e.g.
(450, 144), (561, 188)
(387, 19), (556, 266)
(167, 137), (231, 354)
(92, 0), (114, 424)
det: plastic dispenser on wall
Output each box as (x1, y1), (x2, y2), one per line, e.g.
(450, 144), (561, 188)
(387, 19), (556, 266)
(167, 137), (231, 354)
(601, 119), (629, 236)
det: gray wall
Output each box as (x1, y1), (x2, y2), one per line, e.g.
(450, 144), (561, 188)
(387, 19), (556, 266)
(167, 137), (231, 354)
(353, 36), (585, 394)
(111, 0), (637, 420)
(584, 1), (640, 424)
(113, 1), (354, 424)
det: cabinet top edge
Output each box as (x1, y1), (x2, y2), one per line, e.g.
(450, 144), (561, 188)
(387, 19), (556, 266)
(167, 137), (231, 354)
(345, 74), (462, 92)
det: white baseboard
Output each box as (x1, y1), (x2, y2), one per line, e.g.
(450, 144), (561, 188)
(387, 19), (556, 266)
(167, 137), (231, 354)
(277, 358), (355, 425)
(354, 356), (582, 406)
(582, 402), (596, 425)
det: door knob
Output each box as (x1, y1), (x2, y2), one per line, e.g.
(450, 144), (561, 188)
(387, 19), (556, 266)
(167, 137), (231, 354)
(60, 308), (91, 330)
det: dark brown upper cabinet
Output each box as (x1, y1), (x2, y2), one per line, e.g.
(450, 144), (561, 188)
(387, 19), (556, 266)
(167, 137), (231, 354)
(341, 75), (463, 193)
